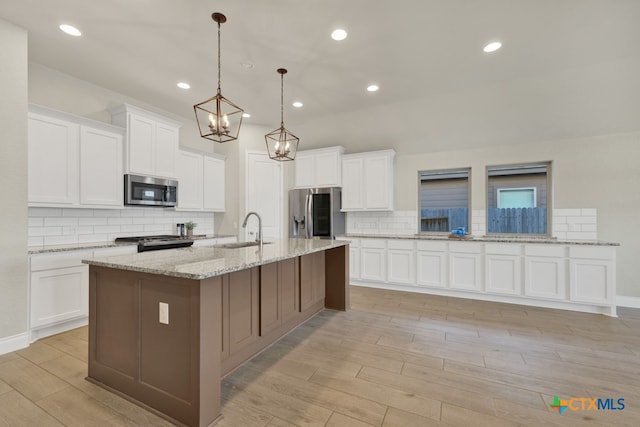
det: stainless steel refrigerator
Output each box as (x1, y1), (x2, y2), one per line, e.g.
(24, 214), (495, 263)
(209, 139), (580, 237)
(289, 187), (345, 239)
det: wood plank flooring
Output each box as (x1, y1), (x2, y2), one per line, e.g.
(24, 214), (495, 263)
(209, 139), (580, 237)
(1, 285), (640, 426)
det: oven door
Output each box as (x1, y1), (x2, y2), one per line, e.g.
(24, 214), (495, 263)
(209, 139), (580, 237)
(125, 174), (177, 207)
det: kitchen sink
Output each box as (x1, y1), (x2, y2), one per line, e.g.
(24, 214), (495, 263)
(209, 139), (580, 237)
(213, 241), (272, 249)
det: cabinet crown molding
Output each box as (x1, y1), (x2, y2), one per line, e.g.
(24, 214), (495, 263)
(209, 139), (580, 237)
(108, 103), (183, 128)
(29, 103), (125, 135)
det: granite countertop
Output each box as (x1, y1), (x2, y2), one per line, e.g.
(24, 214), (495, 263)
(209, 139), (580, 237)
(338, 233), (620, 246)
(82, 238), (349, 280)
(28, 234), (237, 254)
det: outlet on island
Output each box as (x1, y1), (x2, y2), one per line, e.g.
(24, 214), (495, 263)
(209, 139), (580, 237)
(159, 302), (169, 325)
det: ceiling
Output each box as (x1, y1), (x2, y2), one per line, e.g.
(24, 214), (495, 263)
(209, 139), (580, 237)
(2, 0), (639, 154)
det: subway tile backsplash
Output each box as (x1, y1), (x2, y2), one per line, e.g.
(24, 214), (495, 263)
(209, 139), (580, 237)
(346, 208), (598, 240)
(28, 207), (214, 247)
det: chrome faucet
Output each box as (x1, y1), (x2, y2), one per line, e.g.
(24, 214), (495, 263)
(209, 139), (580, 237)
(242, 211), (263, 250)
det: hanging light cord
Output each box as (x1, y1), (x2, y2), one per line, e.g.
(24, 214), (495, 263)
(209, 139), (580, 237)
(280, 72), (285, 127)
(217, 19), (222, 94)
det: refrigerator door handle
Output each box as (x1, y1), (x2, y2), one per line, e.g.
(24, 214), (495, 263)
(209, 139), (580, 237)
(305, 192), (313, 238)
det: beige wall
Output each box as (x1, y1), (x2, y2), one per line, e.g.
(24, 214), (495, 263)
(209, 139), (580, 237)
(395, 132), (640, 296)
(0, 19), (28, 341)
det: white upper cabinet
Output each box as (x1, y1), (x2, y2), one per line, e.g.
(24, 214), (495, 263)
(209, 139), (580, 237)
(176, 149), (225, 212)
(203, 155), (225, 211)
(294, 146), (344, 188)
(28, 104), (124, 209)
(79, 126), (123, 207)
(28, 112), (80, 206)
(341, 149), (395, 211)
(110, 104), (181, 179)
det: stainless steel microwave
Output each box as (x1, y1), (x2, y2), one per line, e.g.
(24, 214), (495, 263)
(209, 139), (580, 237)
(124, 174), (177, 207)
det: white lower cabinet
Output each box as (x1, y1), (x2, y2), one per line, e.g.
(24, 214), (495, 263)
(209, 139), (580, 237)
(524, 245), (567, 300)
(29, 245), (137, 341)
(346, 237), (616, 316)
(449, 242), (482, 291)
(387, 240), (415, 284)
(360, 239), (386, 282)
(485, 244), (522, 296)
(416, 241), (447, 288)
(569, 246), (615, 305)
(30, 251), (91, 335)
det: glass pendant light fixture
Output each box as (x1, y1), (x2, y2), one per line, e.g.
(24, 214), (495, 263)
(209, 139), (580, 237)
(194, 12), (244, 143)
(265, 68), (300, 161)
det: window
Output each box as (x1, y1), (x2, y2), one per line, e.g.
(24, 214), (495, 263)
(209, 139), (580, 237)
(487, 163), (550, 235)
(418, 169), (470, 233)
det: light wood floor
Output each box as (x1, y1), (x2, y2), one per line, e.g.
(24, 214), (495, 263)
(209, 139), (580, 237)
(1, 285), (640, 426)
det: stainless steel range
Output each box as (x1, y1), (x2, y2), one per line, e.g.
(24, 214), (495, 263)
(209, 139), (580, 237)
(115, 235), (194, 252)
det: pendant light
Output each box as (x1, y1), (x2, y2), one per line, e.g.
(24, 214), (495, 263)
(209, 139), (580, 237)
(265, 68), (300, 161)
(194, 12), (244, 143)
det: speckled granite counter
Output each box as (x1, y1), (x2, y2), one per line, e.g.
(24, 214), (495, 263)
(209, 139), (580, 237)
(28, 234), (237, 254)
(83, 238), (348, 280)
(338, 233), (619, 246)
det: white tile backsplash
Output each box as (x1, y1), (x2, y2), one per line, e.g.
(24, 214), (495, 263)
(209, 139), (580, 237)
(347, 208), (598, 241)
(28, 207), (214, 247)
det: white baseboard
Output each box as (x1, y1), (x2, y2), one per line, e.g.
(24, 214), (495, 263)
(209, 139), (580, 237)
(0, 331), (29, 356)
(29, 316), (88, 343)
(617, 296), (640, 309)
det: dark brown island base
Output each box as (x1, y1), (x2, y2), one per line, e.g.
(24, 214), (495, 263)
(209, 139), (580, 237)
(83, 239), (349, 427)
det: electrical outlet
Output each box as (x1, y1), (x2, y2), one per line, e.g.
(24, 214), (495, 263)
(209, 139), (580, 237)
(159, 302), (169, 325)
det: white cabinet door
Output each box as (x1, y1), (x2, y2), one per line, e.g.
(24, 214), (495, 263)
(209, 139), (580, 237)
(485, 244), (522, 295)
(364, 156), (391, 210)
(387, 240), (415, 284)
(127, 113), (156, 176)
(294, 147), (343, 188)
(30, 265), (89, 329)
(524, 245), (567, 300)
(349, 241), (361, 281)
(341, 157), (363, 210)
(416, 241), (447, 288)
(28, 113), (79, 205)
(204, 155), (225, 211)
(155, 121), (179, 178)
(177, 150), (204, 210)
(314, 151), (341, 187)
(341, 150), (394, 211)
(294, 154), (315, 188)
(360, 239), (386, 282)
(79, 126), (123, 207)
(569, 246), (615, 305)
(449, 243), (482, 291)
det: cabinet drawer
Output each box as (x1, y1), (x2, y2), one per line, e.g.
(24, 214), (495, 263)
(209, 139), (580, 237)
(417, 240), (447, 252)
(525, 245), (566, 258)
(31, 251), (92, 271)
(449, 242), (482, 254)
(360, 239), (386, 249)
(387, 239), (414, 250)
(569, 246), (615, 260)
(485, 244), (522, 256)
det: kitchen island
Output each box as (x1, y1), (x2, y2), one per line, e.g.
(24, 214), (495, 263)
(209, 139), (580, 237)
(83, 238), (349, 427)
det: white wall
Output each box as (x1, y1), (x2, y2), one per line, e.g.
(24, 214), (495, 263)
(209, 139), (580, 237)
(0, 19), (28, 347)
(393, 132), (640, 297)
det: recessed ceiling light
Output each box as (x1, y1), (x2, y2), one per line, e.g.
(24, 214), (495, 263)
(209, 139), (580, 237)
(483, 41), (502, 53)
(177, 82), (191, 90)
(367, 84), (379, 92)
(331, 29), (347, 41)
(292, 101), (303, 108)
(240, 61), (255, 69)
(59, 24), (81, 37)
(242, 113), (251, 118)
